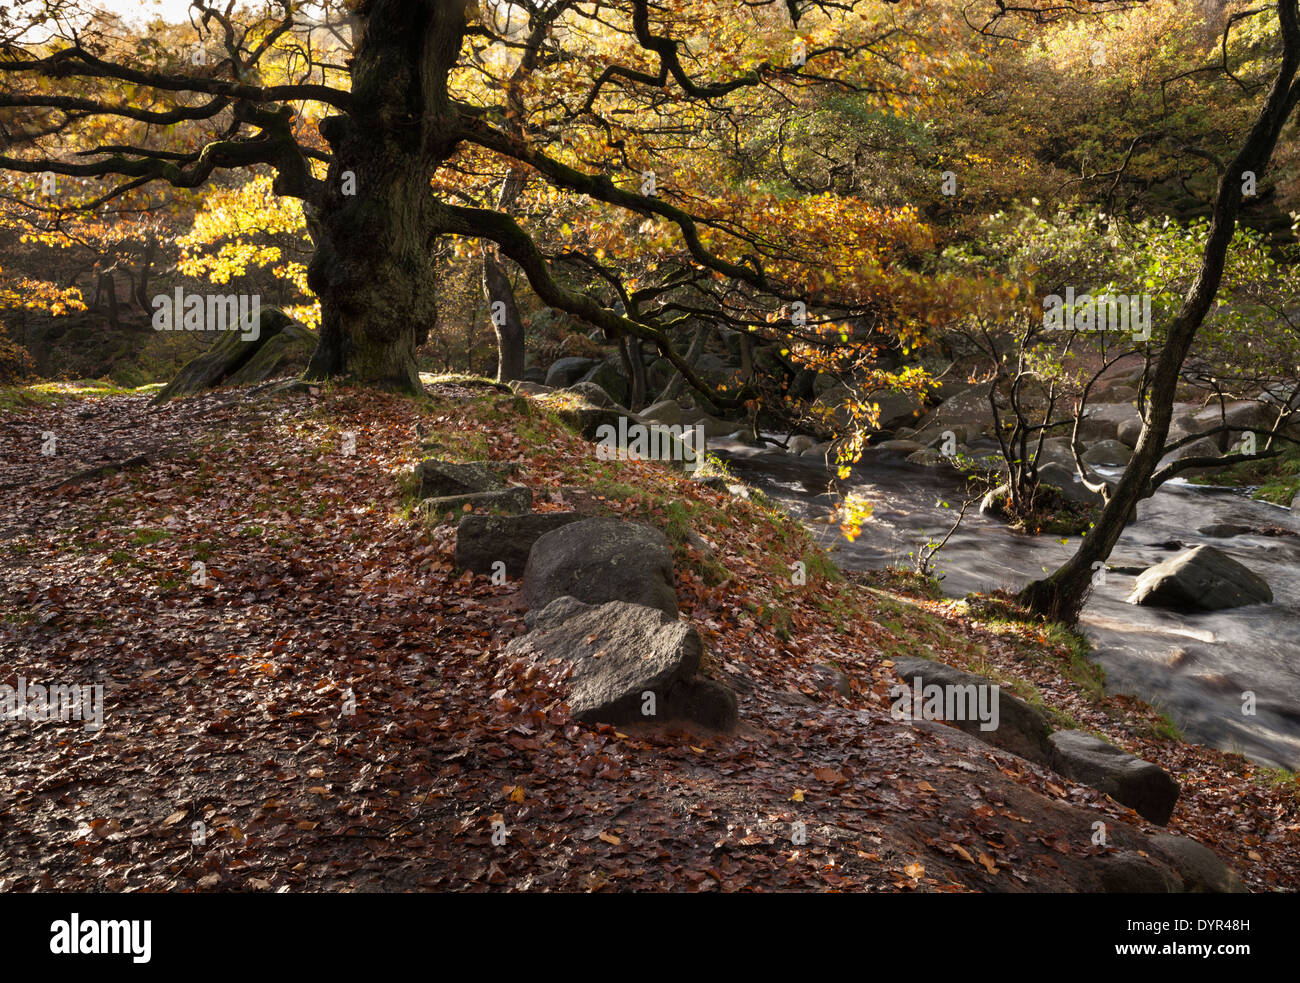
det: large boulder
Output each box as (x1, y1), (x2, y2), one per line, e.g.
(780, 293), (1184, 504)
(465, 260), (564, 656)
(1127, 545), (1272, 611)
(639, 399), (683, 426)
(578, 361), (630, 406)
(507, 597), (736, 730)
(890, 657), (1055, 766)
(456, 511), (583, 577)
(565, 379), (621, 409)
(152, 306), (299, 403)
(1146, 833), (1248, 893)
(1189, 400), (1274, 451)
(913, 384), (995, 440)
(1073, 402), (1141, 443)
(1049, 730), (1180, 825)
(875, 439), (927, 455)
(225, 320), (317, 386)
(1158, 436), (1223, 477)
(1082, 439), (1133, 467)
(870, 388), (927, 430)
(523, 517), (678, 618)
(906, 448), (948, 468)
(690, 412), (741, 439)
(544, 356), (598, 388)
(1038, 462), (1104, 506)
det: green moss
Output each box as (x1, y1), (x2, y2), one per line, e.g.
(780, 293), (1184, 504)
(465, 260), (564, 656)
(1189, 444), (1300, 505)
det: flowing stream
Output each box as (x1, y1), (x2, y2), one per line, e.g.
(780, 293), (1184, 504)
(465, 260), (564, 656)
(713, 438), (1300, 770)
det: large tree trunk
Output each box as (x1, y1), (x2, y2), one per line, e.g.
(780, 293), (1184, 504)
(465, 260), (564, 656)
(303, 0), (468, 393)
(483, 170), (527, 383)
(1019, 2), (1300, 623)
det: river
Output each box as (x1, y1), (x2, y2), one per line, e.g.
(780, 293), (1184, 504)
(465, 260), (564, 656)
(713, 438), (1300, 771)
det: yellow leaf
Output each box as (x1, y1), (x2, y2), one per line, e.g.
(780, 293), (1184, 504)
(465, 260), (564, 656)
(791, 789), (806, 802)
(507, 785), (525, 804)
(598, 832), (621, 845)
(904, 862), (925, 879)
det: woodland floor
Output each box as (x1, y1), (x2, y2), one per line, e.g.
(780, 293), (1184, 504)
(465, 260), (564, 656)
(0, 380), (1297, 892)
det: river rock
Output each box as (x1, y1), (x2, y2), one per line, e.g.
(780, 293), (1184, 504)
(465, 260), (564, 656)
(913, 384), (995, 440)
(905, 448), (948, 467)
(1197, 522), (1253, 538)
(1189, 400), (1273, 451)
(1127, 545), (1272, 611)
(876, 439), (927, 454)
(639, 399), (683, 426)
(1038, 462), (1103, 505)
(1048, 730), (1181, 825)
(870, 388), (928, 430)
(1083, 439), (1133, 467)
(1074, 403), (1142, 443)
(456, 511), (583, 577)
(507, 597), (736, 730)
(691, 413), (741, 439)
(523, 517), (678, 618)
(1158, 436), (1223, 477)
(890, 657), (1054, 766)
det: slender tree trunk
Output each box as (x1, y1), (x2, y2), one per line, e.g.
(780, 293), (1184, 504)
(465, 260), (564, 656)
(659, 323), (709, 402)
(1019, 2), (1300, 622)
(483, 170), (527, 383)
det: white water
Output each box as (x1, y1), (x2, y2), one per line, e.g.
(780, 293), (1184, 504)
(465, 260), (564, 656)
(715, 439), (1300, 770)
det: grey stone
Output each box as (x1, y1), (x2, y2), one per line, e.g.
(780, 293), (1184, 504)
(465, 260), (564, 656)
(1048, 730), (1180, 825)
(1038, 462), (1104, 505)
(577, 362), (629, 406)
(415, 459), (518, 499)
(508, 597), (735, 729)
(545, 356), (598, 388)
(1197, 523), (1253, 538)
(1147, 833), (1248, 893)
(906, 448), (948, 467)
(639, 399), (683, 426)
(524, 517), (678, 618)
(1083, 439), (1133, 467)
(1127, 545), (1272, 611)
(456, 511), (583, 577)
(891, 657), (1054, 766)
(1159, 436), (1223, 477)
(876, 439), (927, 454)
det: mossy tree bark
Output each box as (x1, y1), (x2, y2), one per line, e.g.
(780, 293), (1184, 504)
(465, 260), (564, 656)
(303, 0), (471, 394)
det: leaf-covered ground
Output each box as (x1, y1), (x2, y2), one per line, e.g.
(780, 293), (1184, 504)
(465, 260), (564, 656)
(1, 380), (1297, 892)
